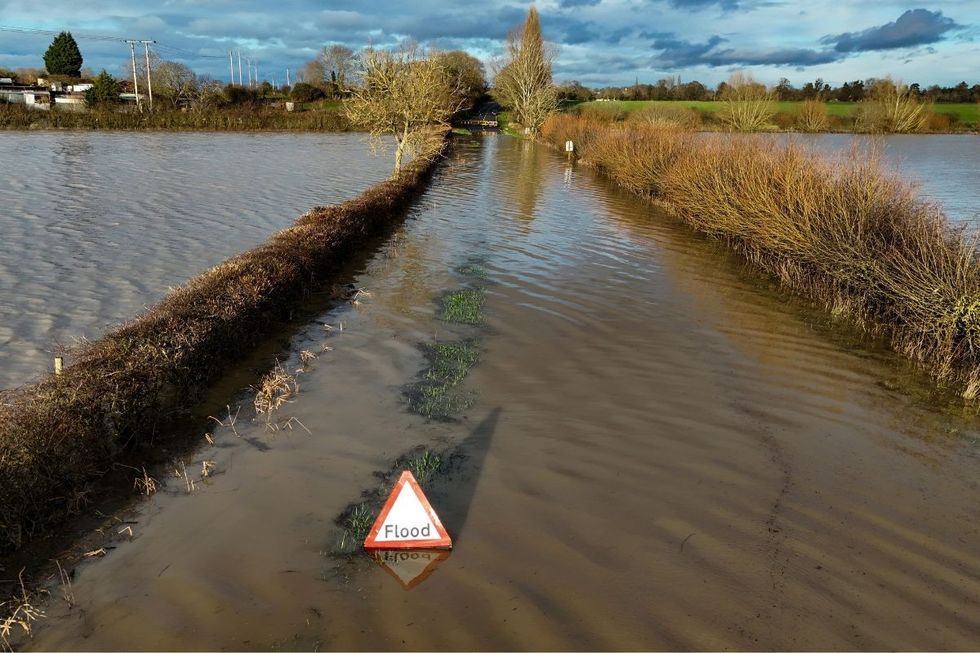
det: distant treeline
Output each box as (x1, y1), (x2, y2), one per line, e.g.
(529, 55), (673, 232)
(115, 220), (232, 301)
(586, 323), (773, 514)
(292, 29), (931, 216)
(559, 77), (980, 104)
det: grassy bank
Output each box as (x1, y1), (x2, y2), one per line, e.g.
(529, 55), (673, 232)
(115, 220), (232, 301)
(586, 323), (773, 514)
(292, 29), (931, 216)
(0, 134), (449, 553)
(572, 100), (979, 132)
(543, 114), (980, 399)
(0, 103), (350, 131)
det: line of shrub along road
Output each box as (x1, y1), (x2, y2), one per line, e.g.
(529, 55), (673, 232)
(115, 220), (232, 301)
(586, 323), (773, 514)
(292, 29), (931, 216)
(0, 134), (450, 554)
(542, 114), (980, 402)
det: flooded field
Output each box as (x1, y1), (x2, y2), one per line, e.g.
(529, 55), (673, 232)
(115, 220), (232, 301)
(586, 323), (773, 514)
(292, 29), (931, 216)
(0, 132), (393, 388)
(9, 134), (980, 650)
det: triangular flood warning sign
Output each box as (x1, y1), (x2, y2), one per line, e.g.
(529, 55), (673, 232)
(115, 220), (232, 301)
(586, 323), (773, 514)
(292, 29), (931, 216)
(364, 470), (452, 550)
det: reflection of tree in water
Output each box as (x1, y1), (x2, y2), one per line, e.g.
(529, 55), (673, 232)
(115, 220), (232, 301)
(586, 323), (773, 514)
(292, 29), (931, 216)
(500, 138), (548, 229)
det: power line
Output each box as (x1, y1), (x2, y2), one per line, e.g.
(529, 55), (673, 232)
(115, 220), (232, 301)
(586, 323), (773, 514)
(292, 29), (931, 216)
(0, 24), (122, 42)
(0, 24), (228, 59)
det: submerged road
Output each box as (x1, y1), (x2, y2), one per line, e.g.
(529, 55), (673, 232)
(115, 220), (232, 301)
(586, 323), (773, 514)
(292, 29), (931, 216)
(24, 134), (980, 650)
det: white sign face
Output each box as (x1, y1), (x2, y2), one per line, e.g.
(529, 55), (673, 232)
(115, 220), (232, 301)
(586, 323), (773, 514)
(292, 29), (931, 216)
(364, 470), (452, 550)
(373, 482), (439, 542)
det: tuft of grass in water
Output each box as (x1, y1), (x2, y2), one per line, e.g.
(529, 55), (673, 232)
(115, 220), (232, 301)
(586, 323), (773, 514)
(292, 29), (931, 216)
(0, 571), (45, 650)
(440, 288), (485, 324)
(405, 340), (480, 419)
(405, 381), (476, 420)
(407, 450), (442, 486)
(455, 263), (489, 280)
(337, 504), (374, 553)
(424, 341), (481, 386)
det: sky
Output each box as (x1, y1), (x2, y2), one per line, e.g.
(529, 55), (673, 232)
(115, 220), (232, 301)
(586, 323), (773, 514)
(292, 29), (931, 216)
(0, 0), (976, 88)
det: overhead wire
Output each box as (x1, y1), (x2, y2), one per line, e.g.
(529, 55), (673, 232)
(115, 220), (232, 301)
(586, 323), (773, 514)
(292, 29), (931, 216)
(0, 24), (230, 59)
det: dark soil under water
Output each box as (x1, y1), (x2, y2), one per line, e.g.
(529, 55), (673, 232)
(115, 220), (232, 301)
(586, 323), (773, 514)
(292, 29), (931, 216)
(15, 135), (980, 650)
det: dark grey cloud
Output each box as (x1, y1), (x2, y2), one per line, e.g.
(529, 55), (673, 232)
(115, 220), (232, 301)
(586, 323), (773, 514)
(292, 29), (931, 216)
(649, 32), (840, 67)
(667, 0), (741, 11)
(823, 8), (960, 53)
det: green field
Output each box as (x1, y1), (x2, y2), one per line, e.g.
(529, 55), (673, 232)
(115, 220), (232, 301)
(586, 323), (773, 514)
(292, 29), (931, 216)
(577, 100), (979, 126)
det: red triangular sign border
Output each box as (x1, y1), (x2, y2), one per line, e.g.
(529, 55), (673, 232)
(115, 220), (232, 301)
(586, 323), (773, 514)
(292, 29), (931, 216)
(363, 470), (453, 550)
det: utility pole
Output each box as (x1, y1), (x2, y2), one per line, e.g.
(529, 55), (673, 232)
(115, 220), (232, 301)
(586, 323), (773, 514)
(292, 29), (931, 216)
(237, 50), (243, 86)
(126, 40), (141, 112)
(141, 40), (155, 111)
(229, 50), (234, 85)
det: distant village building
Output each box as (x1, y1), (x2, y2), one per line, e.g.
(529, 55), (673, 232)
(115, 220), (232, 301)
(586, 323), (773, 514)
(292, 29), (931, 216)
(0, 83), (52, 109)
(1, 77), (136, 111)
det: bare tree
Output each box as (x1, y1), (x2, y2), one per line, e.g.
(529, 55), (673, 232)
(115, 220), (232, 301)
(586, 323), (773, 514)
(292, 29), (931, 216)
(154, 61), (197, 108)
(492, 7), (558, 134)
(345, 44), (462, 176)
(718, 71), (775, 131)
(300, 58), (327, 86)
(189, 76), (224, 112)
(319, 45), (356, 93)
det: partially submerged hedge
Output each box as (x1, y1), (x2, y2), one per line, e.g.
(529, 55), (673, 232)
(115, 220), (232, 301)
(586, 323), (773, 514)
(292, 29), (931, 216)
(0, 136), (449, 552)
(542, 114), (980, 399)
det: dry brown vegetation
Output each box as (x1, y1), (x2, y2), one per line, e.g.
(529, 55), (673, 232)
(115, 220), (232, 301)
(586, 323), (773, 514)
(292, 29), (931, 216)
(543, 114), (980, 399)
(857, 78), (933, 133)
(628, 104), (702, 130)
(796, 99), (829, 132)
(0, 134), (449, 554)
(718, 72), (776, 131)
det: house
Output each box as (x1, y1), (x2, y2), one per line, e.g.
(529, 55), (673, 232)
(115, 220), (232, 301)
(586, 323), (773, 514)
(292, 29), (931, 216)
(0, 84), (52, 110)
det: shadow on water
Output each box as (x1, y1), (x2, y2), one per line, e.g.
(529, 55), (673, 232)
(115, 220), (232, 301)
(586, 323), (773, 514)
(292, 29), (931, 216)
(430, 406), (502, 543)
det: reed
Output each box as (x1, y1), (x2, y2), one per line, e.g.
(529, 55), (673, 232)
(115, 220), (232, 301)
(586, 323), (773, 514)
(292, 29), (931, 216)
(0, 134), (449, 553)
(542, 115), (980, 399)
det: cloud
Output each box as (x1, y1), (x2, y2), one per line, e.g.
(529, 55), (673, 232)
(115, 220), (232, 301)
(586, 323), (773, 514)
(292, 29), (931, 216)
(648, 32), (842, 67)
(666, 0), (741, 11)
(0, 0), (974, 87)
(823, 9), (960, 53)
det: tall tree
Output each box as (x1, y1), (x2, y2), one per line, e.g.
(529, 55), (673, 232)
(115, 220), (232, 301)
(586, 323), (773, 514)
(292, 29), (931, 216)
(434, 50), (486, 109)
(345, 44), (463, 176)
(319, 45), (356, 93)
(43, 31), (83, 77)
(491, 7), (557, 134)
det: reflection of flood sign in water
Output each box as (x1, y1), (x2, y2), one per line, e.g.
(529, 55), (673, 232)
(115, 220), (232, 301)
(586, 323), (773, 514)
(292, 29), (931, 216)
(363, 470), (453, 550)
(372, 550), (450, 590)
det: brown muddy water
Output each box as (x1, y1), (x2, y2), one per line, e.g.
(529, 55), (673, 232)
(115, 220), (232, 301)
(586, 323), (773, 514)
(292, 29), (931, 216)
(10, 135), (980, 650)
(0, 132), (394, 389)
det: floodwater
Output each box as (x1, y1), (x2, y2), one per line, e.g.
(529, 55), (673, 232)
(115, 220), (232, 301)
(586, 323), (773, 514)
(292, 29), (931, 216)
(772, 133), (980, 223)
(0, 132), (394, 389)
(14, 135), (980, 650)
